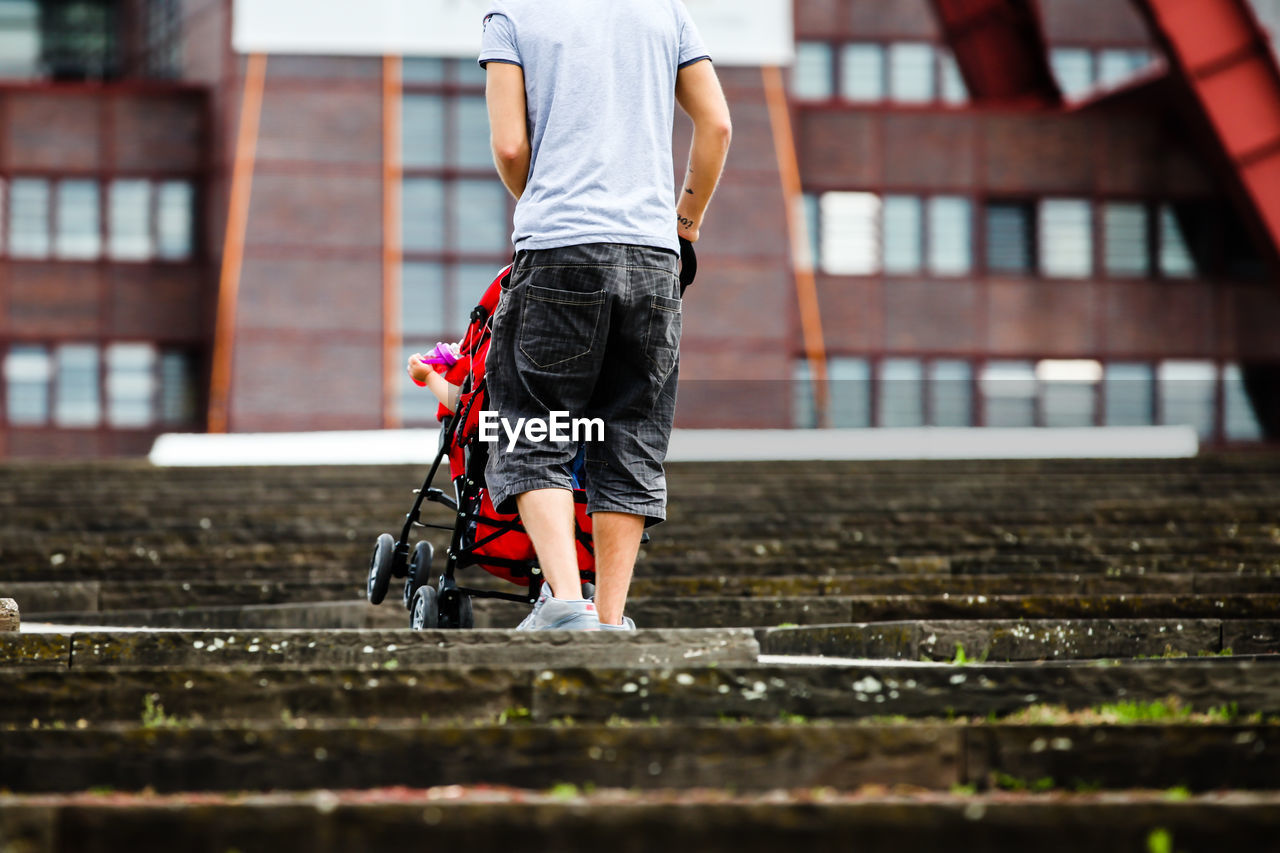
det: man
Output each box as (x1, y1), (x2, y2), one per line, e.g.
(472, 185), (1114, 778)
(480, 0), (731, 630)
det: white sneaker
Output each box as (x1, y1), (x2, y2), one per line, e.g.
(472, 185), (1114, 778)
(515, 587), (600, 631)
(598, 616), (636, 631)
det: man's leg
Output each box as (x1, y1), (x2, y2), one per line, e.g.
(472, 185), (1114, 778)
(516, 488), (583, 600)
(592, 511), (645, 625)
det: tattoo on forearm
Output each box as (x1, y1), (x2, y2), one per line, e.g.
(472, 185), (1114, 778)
(685, 188), (694, 195)
(677, 215), (695, 229)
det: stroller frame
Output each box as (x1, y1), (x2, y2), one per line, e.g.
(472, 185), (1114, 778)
(366, 372), (597, 630)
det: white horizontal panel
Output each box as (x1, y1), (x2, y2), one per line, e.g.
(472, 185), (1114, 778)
(233, 0), (793, 66)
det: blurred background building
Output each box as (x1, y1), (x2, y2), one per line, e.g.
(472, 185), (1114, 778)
(0, 0), (1277, 457)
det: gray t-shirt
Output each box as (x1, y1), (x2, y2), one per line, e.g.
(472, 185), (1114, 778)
(479, 0), (709, 252)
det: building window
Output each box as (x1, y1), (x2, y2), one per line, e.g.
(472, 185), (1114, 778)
(882, 195), (922, 274)
(3, 342), (196, 428)
(800, 193), (820, 270)
(985, 201), (1034, 274)
(1102, 202), (1149, 278)
(793, 360), (817, 429)
(1039, 199), (1092, 278)
(928, 196), (972, 275)
(981, 360), (1037, 427)
(55, 179), (101, 259)
(158, 350), (196, 425)
(1097, 49), (1155, 87)
(1038, 359), (1101, 427)
(819, 192), (881, 275)
(402, 262), (447, 338)
(108, 179), (152, 260)
(1158, 360), (1217, 438)
(156, 181), (195, 260)
(1103, 362), (1155, 426)
(39, 0), (119, 81)
(0, 0), (39, 78)
(792, 41), (833, 100)
(402, 94), (446, 169)
(145, 0), (183, 79)
(402, 178), (446, 253)
(1223, 364), (1263, 441)
(929, 360), (972, 426)
(9, 177), (49, 258)
(830, 357), (872, 427)
(840, 43), (885, 102)
(403, 57), (446, 84)
(1050, 48), (1094, 98)
(106, 343), (156, 427)
(400, 60), (511, 423)
(888, 43), (936, 102)
(453, 179), (508, 253)
(939, 51), (967, 104)
(1158, 205), (1197, 278)
(879, 358), (924, 427)
(53, 343), (100, 427)
(4, 344), (51, 424)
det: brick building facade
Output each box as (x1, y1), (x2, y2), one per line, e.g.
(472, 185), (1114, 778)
(0, 0), (1277, 457)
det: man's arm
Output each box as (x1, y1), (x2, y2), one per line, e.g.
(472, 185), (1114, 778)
(675, 60), (732, 243)
(486, 62), (531, 200)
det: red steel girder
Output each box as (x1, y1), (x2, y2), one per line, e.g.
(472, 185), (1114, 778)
(928, 0), (1062, 105)
(1131, 0), (1280, 269)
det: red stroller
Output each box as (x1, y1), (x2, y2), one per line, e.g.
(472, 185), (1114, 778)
(364, 242), (694, 629)
(364, 265), (598, 629)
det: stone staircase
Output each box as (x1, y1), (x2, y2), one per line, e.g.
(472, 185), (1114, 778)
(1, 456), (1279, 851)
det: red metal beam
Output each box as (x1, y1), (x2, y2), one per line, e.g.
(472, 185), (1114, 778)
(1130, 0), (1280, 270)
(927, 0), (1062, 106)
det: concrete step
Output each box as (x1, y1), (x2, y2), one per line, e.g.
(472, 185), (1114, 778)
(2, 657), (1278, 724)
(758, 619), (1280, 660)
(7, 575), (1278, 618)
(2, 721), (1276, 794)
(20, 593), (1280, 632)
(0, 628), (759, 670)
(3, 791), (1279, 853)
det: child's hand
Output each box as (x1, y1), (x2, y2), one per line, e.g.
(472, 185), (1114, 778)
(407, 353), (433, 386)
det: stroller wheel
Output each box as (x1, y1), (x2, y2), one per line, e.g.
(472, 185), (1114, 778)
(404, 541), (433, 611)
(410, 585), (439, 630)
(436, 587), (474, 630)
(456, 593), (474, 629)
(366, 533), (395, 605)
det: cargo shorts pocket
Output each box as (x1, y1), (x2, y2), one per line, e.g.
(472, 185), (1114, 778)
(519, 285), (606, 369)
(643, 293), (682, 382)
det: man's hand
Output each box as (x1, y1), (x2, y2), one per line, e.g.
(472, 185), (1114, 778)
(677, 214), (699, 243)
(486, 62), (531, 200)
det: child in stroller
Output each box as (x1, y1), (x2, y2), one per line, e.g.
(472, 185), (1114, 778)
(364, 264), (599, 630)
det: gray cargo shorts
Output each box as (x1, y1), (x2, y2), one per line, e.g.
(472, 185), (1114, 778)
(483, 242), (681, 527)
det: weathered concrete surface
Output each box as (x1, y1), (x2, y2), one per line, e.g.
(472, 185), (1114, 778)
(23, 571), (1276, 616)
(4, 795), (1280, 853)
(0, 724), (964, 794)
(1, 723), (1275, 795)
(968, 725), (1280, 791)
(30, 594), (1280, 631)
(1225, 621), (1280, 655)
(528, 661), (1280, 722)
(1, 598), (18, 632)
(757, 619), (1265, 661)
(0, 633), (68, 668)
(3, 660), (1278, 725)
(61, 629), (759, 669)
